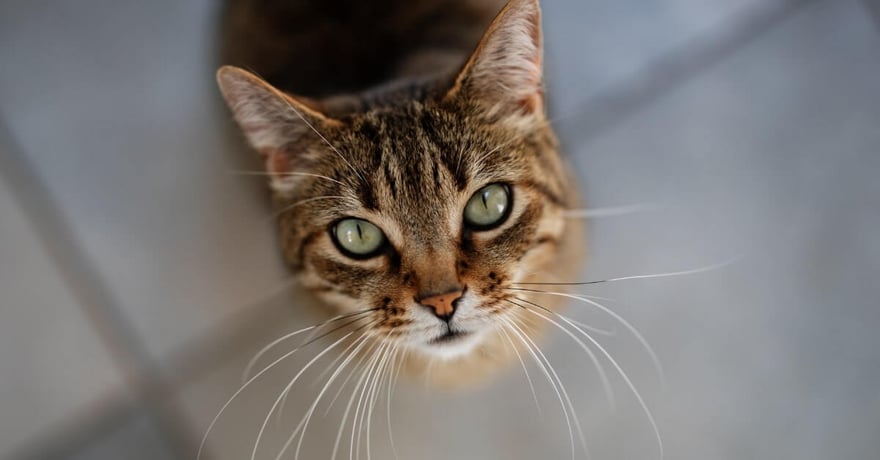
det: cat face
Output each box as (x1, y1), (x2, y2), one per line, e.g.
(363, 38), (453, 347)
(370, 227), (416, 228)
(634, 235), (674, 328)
(218, 0), (576, 364)
(283, 102), (568, 360)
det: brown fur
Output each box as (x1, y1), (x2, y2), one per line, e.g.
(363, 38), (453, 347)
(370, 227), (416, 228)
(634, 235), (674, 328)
(218, 0), (584, 388)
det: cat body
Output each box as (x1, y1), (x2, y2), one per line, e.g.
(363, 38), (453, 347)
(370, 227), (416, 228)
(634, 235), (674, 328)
(218, 0), (583, 387)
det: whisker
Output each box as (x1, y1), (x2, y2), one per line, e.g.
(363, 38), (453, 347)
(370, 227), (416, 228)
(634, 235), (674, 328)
(497, 325), (543, 417)
(197, 314), (373, 460)
(228, 170), (347, 187)
(523, 306), (664, 459)
(510, 257), (740, 287)
(278, 96), (366, 183)
(563, 203), (659, 219)
(276, 333), (372, 460)
(507, 297), (616, 411)
(351, 338), (391, 460)
(474, 138), (517, 167)
(276, 328), (362, 427)
(251, 323), (376, 460)
(567, 317), (617, 337)
(323, 340), (378, 417)
(365, 338), (395, 460)
(386, 345), (405, 460)
(331, 340), (383, 460)
(271, 195), (348, 220)
(243, 308), (378, 383)
(502, 317), (587, 460)
(510, 288), (664, 389)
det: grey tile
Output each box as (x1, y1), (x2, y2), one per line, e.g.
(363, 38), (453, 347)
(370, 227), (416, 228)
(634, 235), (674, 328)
(543, 0), (784, 118)
(0, 0), (290, 365)
(63, 411), (176, 460)
(562, 0), (880, 458)
(0, 177), (126, 455)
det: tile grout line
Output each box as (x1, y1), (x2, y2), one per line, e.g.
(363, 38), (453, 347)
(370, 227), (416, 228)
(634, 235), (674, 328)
(5, 397), (138, 460)
(0, 118), (204, 459)
(555, 0), (818, 149)
(862, 0), (880, 31)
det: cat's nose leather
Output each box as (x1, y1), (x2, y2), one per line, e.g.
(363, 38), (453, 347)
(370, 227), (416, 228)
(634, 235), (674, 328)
(418, 289), (463, 321)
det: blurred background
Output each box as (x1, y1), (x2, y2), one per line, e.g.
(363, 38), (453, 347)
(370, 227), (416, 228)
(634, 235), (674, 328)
(1, 0), (879, 458)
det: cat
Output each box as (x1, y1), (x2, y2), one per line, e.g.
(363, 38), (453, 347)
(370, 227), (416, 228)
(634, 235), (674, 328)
(216, 0), (584, 389)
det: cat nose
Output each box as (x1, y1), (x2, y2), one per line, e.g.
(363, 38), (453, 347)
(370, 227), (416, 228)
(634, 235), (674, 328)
(417, 288), (464, 321)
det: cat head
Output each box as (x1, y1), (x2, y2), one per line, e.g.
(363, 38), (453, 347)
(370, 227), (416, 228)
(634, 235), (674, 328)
(217, 0), (576, 364)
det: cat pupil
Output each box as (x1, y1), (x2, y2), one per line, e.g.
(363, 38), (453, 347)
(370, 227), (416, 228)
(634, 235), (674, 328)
(464, 183), (511, 229)
(333, 218), (385, 258)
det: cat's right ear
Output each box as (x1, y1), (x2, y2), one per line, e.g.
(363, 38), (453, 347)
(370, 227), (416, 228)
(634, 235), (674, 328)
(216, 66), (341, 186)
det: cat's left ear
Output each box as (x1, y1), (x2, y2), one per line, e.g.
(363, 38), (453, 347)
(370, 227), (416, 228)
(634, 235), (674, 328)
(446, 0), (545, 121)
(216, 66), (342, 193)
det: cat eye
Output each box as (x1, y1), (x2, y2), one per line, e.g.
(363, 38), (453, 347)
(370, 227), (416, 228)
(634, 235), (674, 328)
(332, 218), (386, 258)
(463, 183), (511, 230)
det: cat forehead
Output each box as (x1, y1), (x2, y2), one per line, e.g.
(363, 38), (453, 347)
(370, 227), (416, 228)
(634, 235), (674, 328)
(328, 113), (520, 208)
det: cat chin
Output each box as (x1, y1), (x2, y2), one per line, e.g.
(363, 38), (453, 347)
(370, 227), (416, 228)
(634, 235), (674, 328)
(412, 330), (486, 361)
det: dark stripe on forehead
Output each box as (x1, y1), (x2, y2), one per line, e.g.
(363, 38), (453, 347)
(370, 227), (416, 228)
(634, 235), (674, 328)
(383, 160), (399, 199)
(354, 120), (385, 210)
(418, 110), (469, 191)
(358, 178), (379, 210)
(431, 160), (441, 189)
(438, 148), (469, 191)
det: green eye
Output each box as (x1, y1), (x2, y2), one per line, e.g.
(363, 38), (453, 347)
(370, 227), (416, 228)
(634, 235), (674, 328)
(332, 218), (386, 258)
(463, 183), (511, 230)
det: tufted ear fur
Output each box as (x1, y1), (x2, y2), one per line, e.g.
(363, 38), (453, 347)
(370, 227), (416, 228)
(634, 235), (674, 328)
(446, 0), (545, 121)
(216, 66), (341, 192)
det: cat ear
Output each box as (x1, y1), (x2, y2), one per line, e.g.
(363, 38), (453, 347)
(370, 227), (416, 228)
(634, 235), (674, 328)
(446, 0), (545, 120)
(216, 66), (341, 186)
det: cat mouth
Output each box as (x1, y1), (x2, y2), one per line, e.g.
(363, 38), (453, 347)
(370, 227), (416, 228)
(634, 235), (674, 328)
(429, 330), (471, 345)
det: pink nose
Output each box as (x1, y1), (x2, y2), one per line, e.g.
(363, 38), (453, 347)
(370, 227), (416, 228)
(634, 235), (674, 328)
(418, 289), (463, 320)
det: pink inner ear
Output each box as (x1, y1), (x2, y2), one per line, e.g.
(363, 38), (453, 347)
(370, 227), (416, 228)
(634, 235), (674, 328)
(262, 147), (292, 176)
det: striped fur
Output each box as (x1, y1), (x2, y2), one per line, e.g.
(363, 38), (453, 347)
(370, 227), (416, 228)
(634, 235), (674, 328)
(218, 0), (583, 387)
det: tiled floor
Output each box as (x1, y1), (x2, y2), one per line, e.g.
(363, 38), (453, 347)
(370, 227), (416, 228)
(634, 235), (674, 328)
(2, 0), (879, 459)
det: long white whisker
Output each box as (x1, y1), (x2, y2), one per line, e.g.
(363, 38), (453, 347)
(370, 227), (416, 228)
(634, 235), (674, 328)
(512, 289), (665, 389)
(243, 309), (376, 383)
(272, 314), (376, 424)
(351, 339), (390, 460)
(278, 333), (373, 460)
(229, 170), (347, 187)
(198, 316), (369, 460)
(497, 326), (543, 417)
(331, 340), (382, 460)
(508, 297), (616, 411)
(365, 339), (395, 460)
(567, 317), (618, 337)
(474, 138), (517, 167)
(278, 97), (365, 183)
(502, 317), (585, 460)
(511, 257), (741, 287)
(386, 345), (404, 460)
(563, 203), (659, 219)
(251, 329), (364, 460)
(272, 195), (348, 220)
(324, 341), (377, 417)
(525, 307), (664, 459)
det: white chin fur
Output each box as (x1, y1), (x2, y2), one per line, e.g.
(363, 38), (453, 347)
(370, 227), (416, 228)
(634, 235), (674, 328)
(414, 330), (485, 360)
